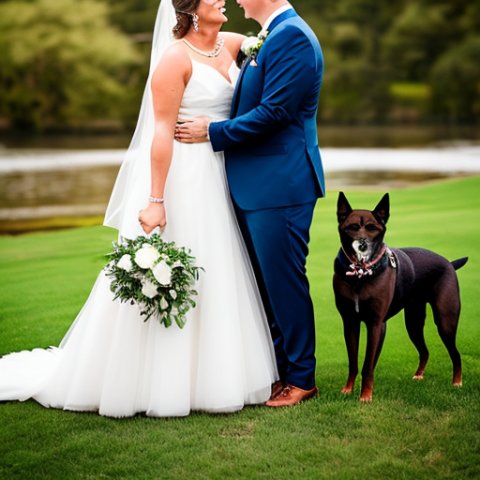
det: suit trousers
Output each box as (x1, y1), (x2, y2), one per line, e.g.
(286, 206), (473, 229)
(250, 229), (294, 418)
(234, 201), (317, 390)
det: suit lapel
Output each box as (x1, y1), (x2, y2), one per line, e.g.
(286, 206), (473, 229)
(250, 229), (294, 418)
(230, 9), (298, 119)
(230, 58), (250, 118)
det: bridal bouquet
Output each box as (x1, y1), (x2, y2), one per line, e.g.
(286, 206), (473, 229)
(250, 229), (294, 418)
(105, 234), (201, 328)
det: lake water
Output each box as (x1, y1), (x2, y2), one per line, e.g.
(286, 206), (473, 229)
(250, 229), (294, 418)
(1, 129), (479, 232)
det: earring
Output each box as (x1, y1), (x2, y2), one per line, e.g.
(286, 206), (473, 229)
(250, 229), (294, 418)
(192, 13), (199, 32)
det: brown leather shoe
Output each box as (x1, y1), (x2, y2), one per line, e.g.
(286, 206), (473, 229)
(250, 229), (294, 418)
(265, 384), (318, 407)
(269, 380), (286, 400)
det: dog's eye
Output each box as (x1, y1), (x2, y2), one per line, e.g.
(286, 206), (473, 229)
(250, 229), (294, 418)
(365, 224), (378, 232)
(346, 224), (360, 232)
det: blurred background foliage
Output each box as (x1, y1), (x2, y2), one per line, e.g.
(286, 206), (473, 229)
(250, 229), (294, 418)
(0, 0), (478, 131)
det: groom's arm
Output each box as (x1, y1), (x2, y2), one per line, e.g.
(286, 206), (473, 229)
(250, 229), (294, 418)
(209, 26), (323, 152)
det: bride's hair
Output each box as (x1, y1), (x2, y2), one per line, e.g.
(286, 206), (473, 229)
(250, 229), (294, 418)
(172, 0), (201, 39)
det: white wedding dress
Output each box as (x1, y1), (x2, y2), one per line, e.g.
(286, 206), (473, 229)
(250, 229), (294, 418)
(0, 59), (278, 417)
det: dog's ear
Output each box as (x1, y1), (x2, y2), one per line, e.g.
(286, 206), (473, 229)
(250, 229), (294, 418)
(337, 192), (352, 224)
(373, 193), (390, 225)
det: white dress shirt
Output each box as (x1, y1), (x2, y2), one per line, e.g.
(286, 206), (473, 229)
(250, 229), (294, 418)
(261, 4), (294, 33)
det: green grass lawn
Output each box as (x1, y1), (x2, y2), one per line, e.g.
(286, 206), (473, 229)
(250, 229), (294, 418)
(1, 177), (479, 480)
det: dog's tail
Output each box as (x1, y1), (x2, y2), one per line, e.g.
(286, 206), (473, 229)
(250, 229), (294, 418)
(451, 257), (468, 270)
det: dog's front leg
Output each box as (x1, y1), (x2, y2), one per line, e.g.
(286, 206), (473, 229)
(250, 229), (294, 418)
(360, 321), (387, 402)
(341, 317), (361, 394)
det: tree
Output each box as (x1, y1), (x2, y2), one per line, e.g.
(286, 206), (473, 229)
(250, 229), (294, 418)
(0, 0), (140, 130)
(384, 2), (456, 81)
(0, 0), (478, 128)
(430, 36), (480, 122)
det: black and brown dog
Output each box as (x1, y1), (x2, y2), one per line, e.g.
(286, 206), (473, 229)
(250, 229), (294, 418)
(333, 192), (467, 401)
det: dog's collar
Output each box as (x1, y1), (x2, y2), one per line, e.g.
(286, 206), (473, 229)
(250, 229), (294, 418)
(336, 245), (396, 279)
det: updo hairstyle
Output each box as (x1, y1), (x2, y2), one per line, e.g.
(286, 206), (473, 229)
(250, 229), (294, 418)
(172, 0), (201, 39)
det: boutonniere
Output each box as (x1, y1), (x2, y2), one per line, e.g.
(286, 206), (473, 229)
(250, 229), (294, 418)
(241, 30), (269, 67)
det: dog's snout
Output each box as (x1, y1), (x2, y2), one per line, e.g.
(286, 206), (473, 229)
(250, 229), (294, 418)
(358, 239), (368, 252)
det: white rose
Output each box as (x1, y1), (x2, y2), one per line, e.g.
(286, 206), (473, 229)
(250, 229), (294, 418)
(152, 260), (172, 286)
(172, 260), (184, 269)
(117, 254), (133, 272)
(135, 244), (160, 269)
(241, 36), (260, 54)
(160, 297), (169, 310)
(141, 279), (158, 299)
(169, 289), (177, 300)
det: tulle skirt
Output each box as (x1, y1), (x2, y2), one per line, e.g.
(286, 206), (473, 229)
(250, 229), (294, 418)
(0, 142), (278, 417)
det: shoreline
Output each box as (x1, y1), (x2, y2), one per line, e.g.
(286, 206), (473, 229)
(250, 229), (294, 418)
(1, 145), (479, 174)
(1, 145), (479, 234)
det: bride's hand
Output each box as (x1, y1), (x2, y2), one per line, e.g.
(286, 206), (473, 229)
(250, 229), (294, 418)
(138, 203), (166, 235)
(175, 116), (211, 143)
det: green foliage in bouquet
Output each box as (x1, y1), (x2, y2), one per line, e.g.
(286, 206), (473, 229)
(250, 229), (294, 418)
(105, 234), (201, 328)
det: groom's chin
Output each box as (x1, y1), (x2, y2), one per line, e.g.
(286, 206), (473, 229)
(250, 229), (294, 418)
(236, 4), (249, 19)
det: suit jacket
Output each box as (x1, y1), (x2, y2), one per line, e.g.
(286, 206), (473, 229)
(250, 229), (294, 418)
(209, 9), (325, 211)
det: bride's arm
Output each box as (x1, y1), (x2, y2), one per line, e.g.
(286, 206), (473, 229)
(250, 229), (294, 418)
(221, 32), (245, 60)
(139, 46), (191, 234)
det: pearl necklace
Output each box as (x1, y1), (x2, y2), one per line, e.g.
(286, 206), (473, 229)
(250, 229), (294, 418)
(182, 38), (225, 58)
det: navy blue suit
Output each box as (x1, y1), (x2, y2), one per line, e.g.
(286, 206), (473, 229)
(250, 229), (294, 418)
(209, 9), (324, 390)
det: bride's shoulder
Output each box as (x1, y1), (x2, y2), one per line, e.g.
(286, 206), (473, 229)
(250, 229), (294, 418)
(159, 41), (191, 67)
(152, 42), (192, 81)
(219, 32), (246, 57)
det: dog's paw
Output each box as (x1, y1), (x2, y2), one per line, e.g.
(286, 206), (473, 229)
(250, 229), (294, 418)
(453, 373), (462, 387)
(359, 389), (373, 402)
(341, 387), (353, 395)
(412, 374), (424, 381)
(359, 394), (373, 403)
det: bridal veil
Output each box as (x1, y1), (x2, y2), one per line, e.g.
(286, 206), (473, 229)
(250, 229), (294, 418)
(104, 0), (176, 239)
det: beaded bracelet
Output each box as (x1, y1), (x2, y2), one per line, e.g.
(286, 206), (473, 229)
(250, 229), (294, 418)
(148, 196), (164, 204)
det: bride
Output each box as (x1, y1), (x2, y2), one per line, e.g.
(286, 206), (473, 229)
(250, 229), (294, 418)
(0, 0), (278, 417)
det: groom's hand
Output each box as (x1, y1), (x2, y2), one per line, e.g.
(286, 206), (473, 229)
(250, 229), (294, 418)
(175, 116), (211, 143)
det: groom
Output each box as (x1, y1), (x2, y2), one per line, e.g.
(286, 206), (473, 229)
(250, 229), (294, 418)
(176, 0), (324, 407)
